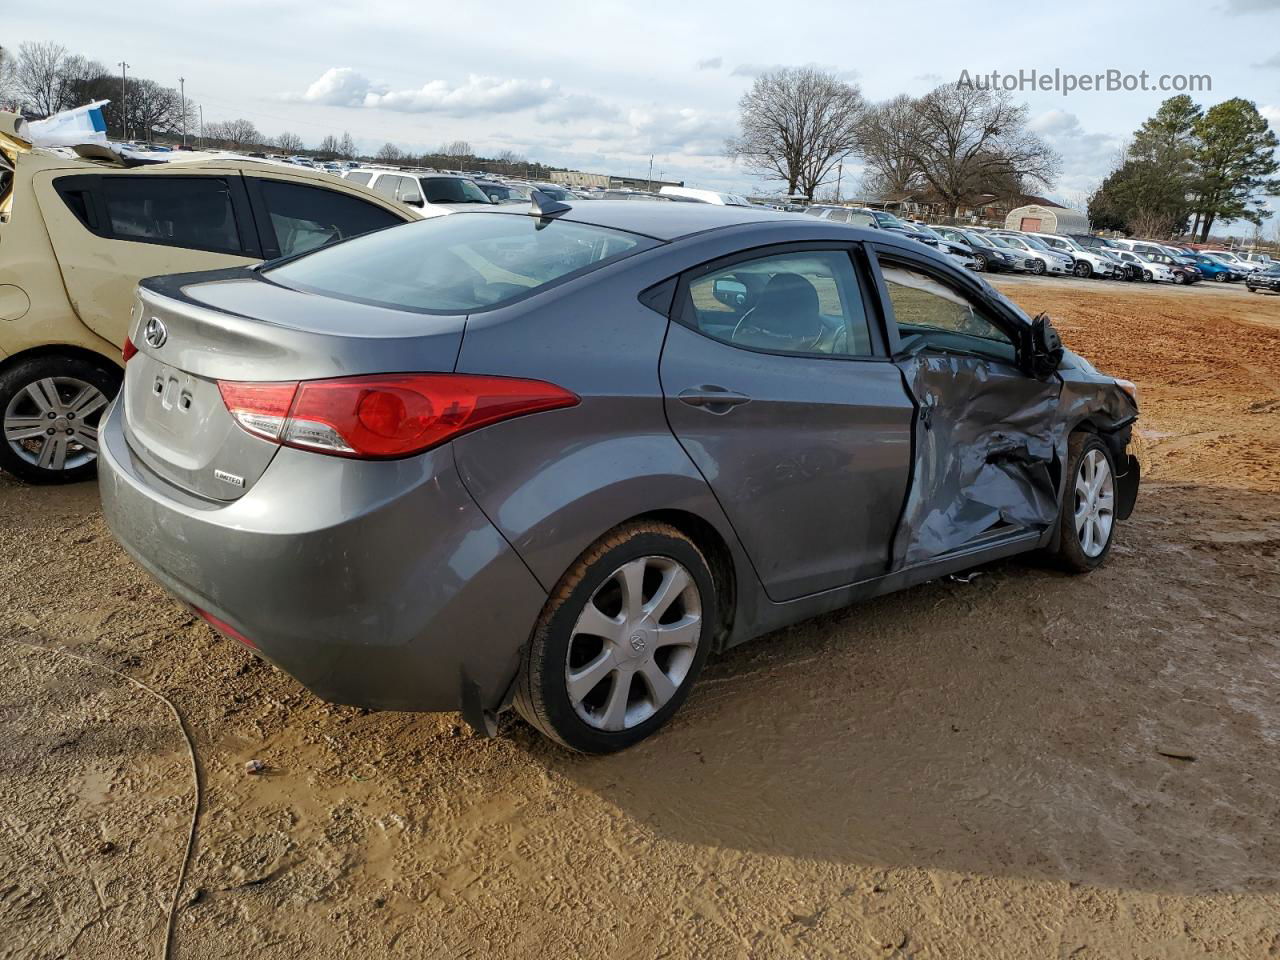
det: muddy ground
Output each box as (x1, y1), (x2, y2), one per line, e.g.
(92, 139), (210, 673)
(2, 279), (1279, 959)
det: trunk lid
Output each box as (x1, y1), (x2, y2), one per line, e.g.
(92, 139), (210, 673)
(123, 273), (465, 500)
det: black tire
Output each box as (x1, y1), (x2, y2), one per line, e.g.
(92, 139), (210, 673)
(1074, 262), (1092, 279)
(1174, 273), (1187, 285)
(513, 521), (717, 753)
(1031, 260), (1046, 275)
(0, 354), (122, 485)
(973, 255), (987, 272)
(1049, 433), (1118, 574)
(1142, 270), (1153, 282)
(1215, 273), (1228, 282)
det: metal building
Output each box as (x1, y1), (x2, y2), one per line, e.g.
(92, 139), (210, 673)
(1004, 203), (1089, 234)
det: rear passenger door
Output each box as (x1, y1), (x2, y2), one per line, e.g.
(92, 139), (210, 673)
(660, 243), (915, 601)
(35, 171), (260, 348)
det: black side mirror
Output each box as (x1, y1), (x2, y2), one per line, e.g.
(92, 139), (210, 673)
(1024, 312), (1064, 378)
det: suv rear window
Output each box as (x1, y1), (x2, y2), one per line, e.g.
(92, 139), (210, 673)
(266, 211), (653, 313)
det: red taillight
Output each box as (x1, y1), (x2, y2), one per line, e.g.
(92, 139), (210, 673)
(122, 337), (138, 363)
(217, 374), (579, 459)
(194, 607), (256, 648)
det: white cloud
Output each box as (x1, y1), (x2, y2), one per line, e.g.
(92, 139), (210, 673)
(1261, 104), (1280, 129)
(1224, 0), (1280, 12)
(1030, 109), (1122, 196)
(696, 57), (723, 71)
(535, 93), (619, 123)
(290, 68), (559, 116)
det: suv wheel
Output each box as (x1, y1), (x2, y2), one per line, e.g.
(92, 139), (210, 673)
(514, 521), (716, 753)
(1073, 261), (1092, 279)
(0, 355), (121, 485)
(1050, 433), (1117, 574)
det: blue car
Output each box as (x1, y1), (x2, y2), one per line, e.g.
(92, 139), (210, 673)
(1185, 254), (1239, 283)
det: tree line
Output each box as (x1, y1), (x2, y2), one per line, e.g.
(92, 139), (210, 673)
(1087, 95), (1279, 241)
(727, 67), (1060, 215)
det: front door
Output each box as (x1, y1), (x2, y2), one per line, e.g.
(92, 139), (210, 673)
(872, 250), (1063, 567)
(660, 244), (914, 602)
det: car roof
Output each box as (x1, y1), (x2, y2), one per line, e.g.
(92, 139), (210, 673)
(471, 199), (807, 241)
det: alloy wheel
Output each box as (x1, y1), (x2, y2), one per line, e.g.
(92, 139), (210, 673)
(3, 377), (107, 472)
(564, 555), (702, 731)
(1074, 448), (1115, 559)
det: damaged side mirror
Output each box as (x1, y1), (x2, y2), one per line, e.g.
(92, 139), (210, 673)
(1024, 312), (1064, 378)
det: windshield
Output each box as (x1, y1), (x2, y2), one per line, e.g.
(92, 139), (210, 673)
(267, 212), (652, 313)
(420, 177), (493, 204)
(1016, 235), (1053, 252)
(872, 211), (906, 229)
(959, 231), (993, 249)
(535, 185), (571, 201)
(912, 225), (945, 241)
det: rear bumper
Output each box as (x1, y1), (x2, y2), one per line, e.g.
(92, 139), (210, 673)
(98, 398), (547, 715)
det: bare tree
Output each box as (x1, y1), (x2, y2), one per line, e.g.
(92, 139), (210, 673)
(275, 131), (304, 153)
(123, 77), (185, 142)
(317, 134), (341, 155)
(0, 45), (18, 110)
(338, 131), (356, 159)
(725, 67), (865, 197)
(205, 118), (263, 150)
(855, 94), (925, 197)
(440, 140), (473, 160)
(900, 84), (1058, 218)
(15, 42), (73, 116)
(375, 141), (403, 162)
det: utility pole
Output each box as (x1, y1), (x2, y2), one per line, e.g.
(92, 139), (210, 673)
(835, 161), (843, 203)
(118, 61), (130, 141)
(198, 105), (204, 149)
(179, 77), (186, 147)
(647, 154), (653, 192)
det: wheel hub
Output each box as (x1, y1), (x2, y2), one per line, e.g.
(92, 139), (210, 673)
(564, 555), (702, 732)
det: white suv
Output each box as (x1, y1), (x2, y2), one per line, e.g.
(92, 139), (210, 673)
(1028, 232), (1119, 279)
(341, 170), (493, 212)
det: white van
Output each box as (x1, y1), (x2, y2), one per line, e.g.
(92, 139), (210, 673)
(658, 186), (753, 206)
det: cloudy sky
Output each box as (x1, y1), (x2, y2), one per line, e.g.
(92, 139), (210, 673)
(10, 0), (1280, 209)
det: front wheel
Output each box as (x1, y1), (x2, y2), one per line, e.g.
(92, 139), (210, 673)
(513, 522), (716, 753)
(1031, 260), (1046, 275)
(1215, 273), (1228, 282)
(0, 354), (121, 485)
(1073, 261), (1092, 279)
(1050, 433), (1118, 573)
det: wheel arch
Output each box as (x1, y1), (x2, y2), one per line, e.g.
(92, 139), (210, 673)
(0, 341), (123, 379)
(629, 508), (738, 652)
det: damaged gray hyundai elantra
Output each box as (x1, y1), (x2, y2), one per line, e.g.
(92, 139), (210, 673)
(99, 196), (1141, 753)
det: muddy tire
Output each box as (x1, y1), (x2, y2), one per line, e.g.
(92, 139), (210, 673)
(0, 354), (121, 485)
(1049, 433), (1118, 574)
(513, 522), (716, 754)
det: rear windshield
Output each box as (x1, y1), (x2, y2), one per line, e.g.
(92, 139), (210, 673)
(420, 177), (491, 204)
(265, 211), (653, 313)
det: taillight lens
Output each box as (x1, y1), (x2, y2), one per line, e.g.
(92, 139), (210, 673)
(218, 374), (578, 459)
(122, 337), (138, 363)
(194, 606), (256, 648)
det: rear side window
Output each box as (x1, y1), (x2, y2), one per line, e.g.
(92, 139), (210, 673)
(266, 212), (653, 313)
(681, 250), (874, 357)
(99, 177), (242, 254)
(345, 171), (373, 186)
(255, 179), (403, 258)
(372, 175), (400, 199)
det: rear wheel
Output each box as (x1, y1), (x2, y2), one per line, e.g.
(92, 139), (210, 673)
(513, 522), (716, 753)
(0, 355), (121, 485)
(1050, 433), (1117, 574)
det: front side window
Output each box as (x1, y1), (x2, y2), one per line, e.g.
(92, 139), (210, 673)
(881, 261), (1014, 361)
(256, 179), (403, 258)
(682, 250), (873, 357)
(99, 176), (242, 254)
(266, 212), (652, 313)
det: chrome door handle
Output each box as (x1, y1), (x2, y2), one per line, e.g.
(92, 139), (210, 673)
(677, 386), (751, 413)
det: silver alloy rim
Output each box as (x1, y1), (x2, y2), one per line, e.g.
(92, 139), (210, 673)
(3, 376), (107, 472)
(565, 555), (702, 731)
(1074, 448), (1115, 558)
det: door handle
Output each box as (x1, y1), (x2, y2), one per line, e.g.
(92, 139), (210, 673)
(677, 386), (751, 414)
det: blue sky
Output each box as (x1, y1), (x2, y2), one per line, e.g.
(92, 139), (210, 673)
(10, 0), (1280, 215)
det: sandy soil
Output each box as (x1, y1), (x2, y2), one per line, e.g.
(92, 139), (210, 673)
(2, 279), (1280, 959)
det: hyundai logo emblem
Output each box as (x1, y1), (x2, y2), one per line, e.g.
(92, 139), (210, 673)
(143, 317), (168, 349)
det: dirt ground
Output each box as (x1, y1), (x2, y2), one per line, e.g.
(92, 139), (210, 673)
(3, 279), (1280, 959)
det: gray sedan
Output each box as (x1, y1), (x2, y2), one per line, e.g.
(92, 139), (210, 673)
(99, 199), (1142, 753)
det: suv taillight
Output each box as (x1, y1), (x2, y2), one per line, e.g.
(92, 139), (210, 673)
(217, 374), (579, 459)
